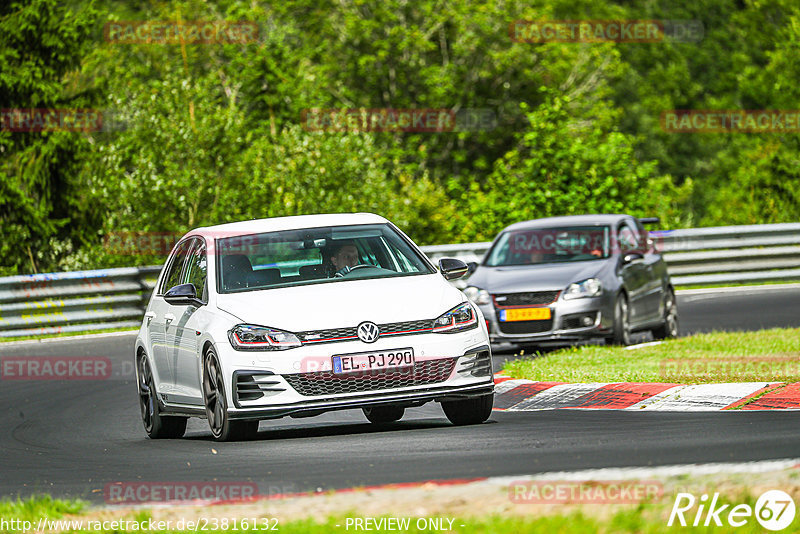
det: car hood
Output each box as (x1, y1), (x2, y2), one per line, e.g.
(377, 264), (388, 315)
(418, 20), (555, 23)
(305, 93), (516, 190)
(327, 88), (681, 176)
(214, 273), (463, 331)
(468, 260), (608, 293)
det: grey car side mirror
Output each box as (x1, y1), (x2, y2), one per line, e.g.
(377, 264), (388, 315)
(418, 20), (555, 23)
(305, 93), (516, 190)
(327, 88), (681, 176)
(622, 252), (644, 265)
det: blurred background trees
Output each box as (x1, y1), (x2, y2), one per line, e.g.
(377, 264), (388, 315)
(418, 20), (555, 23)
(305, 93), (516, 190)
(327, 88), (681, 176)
(1, 0), (798, 274)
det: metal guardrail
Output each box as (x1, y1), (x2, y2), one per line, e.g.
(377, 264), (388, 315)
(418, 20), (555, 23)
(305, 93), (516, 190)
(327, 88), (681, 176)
(0, 223), (797, 338)
(0, 267), (161, 338)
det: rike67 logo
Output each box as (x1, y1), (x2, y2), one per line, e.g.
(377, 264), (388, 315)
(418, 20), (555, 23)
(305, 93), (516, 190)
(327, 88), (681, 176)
(669, 490), (796, 531)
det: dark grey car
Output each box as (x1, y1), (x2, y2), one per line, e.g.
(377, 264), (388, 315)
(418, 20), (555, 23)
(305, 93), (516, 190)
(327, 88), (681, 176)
(463, 214), (678, 346)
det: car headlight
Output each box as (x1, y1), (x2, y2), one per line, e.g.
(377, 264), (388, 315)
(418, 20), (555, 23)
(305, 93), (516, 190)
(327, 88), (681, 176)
(433, 302), (479, 333)
(228, 324), (302, 351)
(563, 278), (603, 300)
(463, 286), (491, 305)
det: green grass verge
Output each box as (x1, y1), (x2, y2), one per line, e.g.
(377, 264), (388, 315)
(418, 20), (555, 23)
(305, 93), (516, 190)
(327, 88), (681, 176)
(0, 495), (85, 522)
(676, 280), (800, 290)
(502, 327), (800, 384)
(0, 495), (782, 533)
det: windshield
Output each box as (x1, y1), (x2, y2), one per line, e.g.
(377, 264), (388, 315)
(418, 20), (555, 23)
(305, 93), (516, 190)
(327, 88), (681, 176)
(485, 226), (611, 266)
(216, 223), (434, 293)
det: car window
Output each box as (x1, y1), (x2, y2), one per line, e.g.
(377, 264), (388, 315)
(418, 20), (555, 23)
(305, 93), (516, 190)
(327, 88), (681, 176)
(184, 239), (207, 301)
(216, 223), (434, 293)
(634, 219), (651, 252)
(617, 223), (641, 253)
(485, 226), (610, 266)
(159, 239), (193, 294)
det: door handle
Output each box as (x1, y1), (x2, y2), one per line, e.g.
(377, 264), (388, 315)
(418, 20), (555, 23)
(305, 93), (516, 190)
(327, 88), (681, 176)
(164, 313), (175, 323)
(144, 311), (156, 321)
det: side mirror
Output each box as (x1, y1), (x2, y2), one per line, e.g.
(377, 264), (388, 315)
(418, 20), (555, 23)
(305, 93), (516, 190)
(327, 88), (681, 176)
(622, 252), (644, 265)
(438, 258), (469, 280)
(164, 283), (204, 307)
(466, 261), (479, 275)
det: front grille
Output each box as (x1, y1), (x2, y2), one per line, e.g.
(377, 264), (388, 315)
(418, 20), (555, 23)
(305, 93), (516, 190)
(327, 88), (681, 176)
(297, 319), (434, 344)
(297, 326), (357, 342)
(283, 358), (457, 396)
(493, 291), (559, 307)
(498, 319), (553, 335)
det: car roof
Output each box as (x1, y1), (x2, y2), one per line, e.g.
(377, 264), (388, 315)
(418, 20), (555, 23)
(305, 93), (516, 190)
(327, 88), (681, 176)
(501, 214), (632, 232)
(184, 213), (390, 240)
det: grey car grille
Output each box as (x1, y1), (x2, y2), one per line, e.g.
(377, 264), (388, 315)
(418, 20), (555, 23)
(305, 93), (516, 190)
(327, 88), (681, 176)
(493, 291), (560, 306)
(283, 358), (457, 396)
(296, 319), (434, 344)
(497, 319), (553, 335)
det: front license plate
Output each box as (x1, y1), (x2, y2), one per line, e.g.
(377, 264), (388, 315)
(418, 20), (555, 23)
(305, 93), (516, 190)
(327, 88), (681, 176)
(332, 348), (415, 375)
(500, 308), (552, 322)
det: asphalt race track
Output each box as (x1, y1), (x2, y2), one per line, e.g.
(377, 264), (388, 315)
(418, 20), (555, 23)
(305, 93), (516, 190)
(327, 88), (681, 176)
(1, 285), (799, 503)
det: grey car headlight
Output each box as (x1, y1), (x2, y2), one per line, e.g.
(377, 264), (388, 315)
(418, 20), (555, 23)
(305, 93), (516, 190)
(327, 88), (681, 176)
(563, 278), (603, 300)
(228, 324), (302, 351)
(463, 286), (491, 305)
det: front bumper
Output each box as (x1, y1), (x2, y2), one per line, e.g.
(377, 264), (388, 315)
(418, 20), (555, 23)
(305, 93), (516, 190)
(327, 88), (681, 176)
(229, 380), (494, 420)
(478, 294), (615, 344)
(217, 326), (493, 420)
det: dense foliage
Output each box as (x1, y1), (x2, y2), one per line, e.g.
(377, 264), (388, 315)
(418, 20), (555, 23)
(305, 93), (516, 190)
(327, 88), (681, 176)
(1, 0), (798, 275)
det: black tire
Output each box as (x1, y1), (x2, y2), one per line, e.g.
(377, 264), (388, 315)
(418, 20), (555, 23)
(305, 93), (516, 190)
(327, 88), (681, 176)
(362, 405), (405, 424)
(606, 294), (632, 346)
(441, 394), (493, 426)
(137, 353), (187, 439)
(203, 348), (259, 441)
(652, 287), (679, 340)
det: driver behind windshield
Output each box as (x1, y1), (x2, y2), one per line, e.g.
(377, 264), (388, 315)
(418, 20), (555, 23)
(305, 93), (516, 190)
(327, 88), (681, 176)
(329, 240), (360, 277)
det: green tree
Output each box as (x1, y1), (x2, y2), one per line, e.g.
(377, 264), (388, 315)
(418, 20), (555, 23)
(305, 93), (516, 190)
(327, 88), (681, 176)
(0, 0), (100, 275)
(461, 89), (692, 240)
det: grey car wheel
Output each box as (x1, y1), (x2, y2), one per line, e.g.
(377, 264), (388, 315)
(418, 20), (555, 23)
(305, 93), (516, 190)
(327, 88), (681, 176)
(607, 294), (632, 346)
(652, 288), (679, 340)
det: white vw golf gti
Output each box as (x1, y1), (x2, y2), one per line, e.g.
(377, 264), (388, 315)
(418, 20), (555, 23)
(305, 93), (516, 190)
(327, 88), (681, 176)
(135, 213), (494, 440)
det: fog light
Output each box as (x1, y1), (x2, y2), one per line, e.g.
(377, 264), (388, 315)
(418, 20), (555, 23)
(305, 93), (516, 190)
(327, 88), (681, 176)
(582, 315), (594, 326)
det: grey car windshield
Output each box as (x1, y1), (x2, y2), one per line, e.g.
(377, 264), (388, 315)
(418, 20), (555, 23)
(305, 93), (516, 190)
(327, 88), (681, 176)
(216, 223), (434, 293)
(486, 226), (611, 266)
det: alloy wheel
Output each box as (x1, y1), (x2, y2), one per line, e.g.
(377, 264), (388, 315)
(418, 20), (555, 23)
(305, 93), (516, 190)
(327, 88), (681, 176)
(138, 356), (155, 433)
(204, 353), (225, 438)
